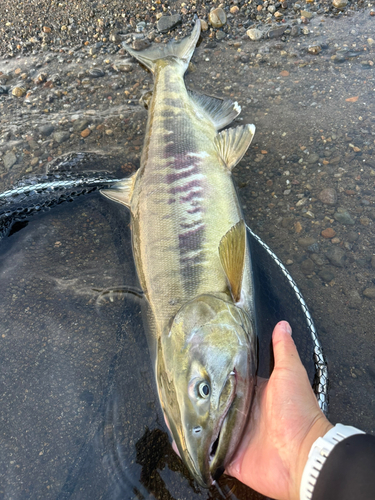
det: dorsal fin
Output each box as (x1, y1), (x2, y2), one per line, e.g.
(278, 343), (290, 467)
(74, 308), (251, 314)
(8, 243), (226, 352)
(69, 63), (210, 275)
(219, 220), (246, 303)
(188, 89), (241, 130)
(100, 170), (139, 209)
(214, 124), (255, 170)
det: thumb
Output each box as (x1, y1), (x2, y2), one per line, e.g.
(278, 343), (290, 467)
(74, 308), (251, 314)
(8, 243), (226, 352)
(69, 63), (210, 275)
(272, 321), (303, 372)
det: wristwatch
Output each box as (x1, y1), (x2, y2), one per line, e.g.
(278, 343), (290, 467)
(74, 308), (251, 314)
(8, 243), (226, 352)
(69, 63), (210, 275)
(300, 423), (365, 500)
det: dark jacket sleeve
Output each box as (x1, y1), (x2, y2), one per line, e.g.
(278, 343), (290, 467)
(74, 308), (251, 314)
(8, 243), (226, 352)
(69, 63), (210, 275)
(312, 434), (375, 500)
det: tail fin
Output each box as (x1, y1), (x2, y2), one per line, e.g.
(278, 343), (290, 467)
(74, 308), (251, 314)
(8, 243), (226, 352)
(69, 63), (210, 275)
(122, 20), (201, 74)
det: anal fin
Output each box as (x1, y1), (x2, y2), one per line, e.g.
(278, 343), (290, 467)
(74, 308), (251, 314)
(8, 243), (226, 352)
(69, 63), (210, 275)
(219, 220), (246, 303)
(100, 170), (139, 209)
(215, 124), (255, 170)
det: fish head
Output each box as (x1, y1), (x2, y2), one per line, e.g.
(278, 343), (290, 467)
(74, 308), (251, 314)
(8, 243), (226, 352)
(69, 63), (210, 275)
(157, 294), (256, 487)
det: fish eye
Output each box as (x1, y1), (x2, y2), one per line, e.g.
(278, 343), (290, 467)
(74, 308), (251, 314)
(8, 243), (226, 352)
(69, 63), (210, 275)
(198, 382), (210, 398)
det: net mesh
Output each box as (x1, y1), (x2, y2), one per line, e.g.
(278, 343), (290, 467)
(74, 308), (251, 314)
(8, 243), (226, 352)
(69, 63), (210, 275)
(0, 169), (328, 500)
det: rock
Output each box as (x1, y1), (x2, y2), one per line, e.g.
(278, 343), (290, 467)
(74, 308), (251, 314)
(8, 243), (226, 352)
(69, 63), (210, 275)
(363, 288), (375, 299)
(200, 19), (208, 31)
(12, 86), (26, 97)
(326, 247), (346, 267)
(307, 153), (320, 164)
(133, 39), (151, 51)
(334, 208), (355, 225)
(267, 25), (288, 38)
(157, 14), (182, 33)
(310, 253), (325, 266)
(301, 258), (315, 274)
(346, 231), (359, 243)
(291, 26), (301, 37)
(209, 8), (227, 28)
(113, 63), (133, 73)
(247, 28), (263, 41)
(321, 228), (336, 239)
(53, 131), (70, 144)
(216, 30), (226, 40)
(332, 0), (348, 9)
(331, 237), (340, 244)
(81, 128), (91, 138)
(3, 151), (17, 170)
(39, 124), (54, 136)
(73, 119), (91, 132)
(347, 290), (362, 309)
(308, 45), (321, 55)
(360, 217), (371, 226)
(319, 188), (337, 205)
(297, 237), (317, 248)
(89, 68), (105, 78)
(300, 10), (314, 18)
(318, 268), (335, 282)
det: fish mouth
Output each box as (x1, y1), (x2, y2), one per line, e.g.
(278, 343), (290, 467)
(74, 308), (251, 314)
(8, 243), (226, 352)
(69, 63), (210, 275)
(207, 369), (237, 482)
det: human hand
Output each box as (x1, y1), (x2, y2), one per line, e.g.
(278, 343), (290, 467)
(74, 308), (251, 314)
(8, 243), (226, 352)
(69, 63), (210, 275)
(226, 321), (333, 500)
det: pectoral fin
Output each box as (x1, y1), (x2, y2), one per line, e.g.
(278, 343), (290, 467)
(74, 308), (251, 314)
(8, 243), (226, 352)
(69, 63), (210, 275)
(219, 220), (246, 303)
(215, 124), (255, 170)
(100, 170), (139, 209)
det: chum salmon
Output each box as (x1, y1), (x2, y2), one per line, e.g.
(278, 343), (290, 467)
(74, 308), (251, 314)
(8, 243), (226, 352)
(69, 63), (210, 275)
(101, 20), (257, 487)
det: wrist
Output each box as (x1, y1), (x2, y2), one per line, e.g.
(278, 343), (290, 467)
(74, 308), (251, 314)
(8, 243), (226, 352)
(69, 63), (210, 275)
(292, 416), (333, 500)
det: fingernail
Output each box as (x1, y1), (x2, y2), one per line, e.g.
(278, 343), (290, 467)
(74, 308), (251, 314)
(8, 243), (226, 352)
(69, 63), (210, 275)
(279, 321), (292, 336)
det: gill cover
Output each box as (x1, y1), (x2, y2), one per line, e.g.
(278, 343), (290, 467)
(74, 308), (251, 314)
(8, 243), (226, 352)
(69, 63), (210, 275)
(156, 294), (256, 486)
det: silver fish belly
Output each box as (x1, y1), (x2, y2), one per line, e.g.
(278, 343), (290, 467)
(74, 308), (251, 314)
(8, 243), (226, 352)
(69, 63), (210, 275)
(101, 20), (257, 487)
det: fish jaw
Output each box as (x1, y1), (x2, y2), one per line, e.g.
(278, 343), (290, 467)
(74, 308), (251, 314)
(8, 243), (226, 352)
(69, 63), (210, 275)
(157, 294), (256, 487)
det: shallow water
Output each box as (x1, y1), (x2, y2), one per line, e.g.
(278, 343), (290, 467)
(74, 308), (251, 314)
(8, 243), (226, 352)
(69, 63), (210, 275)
(0, 8), (375, 500)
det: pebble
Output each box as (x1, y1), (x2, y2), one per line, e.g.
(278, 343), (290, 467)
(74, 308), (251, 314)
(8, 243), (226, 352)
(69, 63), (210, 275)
(326, 247), (346, 267)
(347, 290), (362, 309)
(301, 258), (315, 274)
(39, 124), (54, 136)
(308, 45), (322, 55)
(11, 86), (26, 97)
(209, 8), (227, 28)
(113, 63), (133, 73)
(133, 39), (151, 51)
(334, 208), (355, 225)
(105, 129), (113, 136)
(53, 131), (70, 144)
(321, 228), (336, 239)
(157, 14), (182, 33)
(318, 268), (335, 282)
(200, 20), (208, 31)
(363, 288), (375, 299)
(216, 31), (226, 41)
(307, 153), (320, 164)
(3, 151), (17, 170)
(81, 128), (91, 138)
(360, 217), (371, 226)
(89, 68), (105, 78)
(311, 253), (325, 266)
(319, 188), (337, 205)
(73, 119), (91, 132)
(332, 0), (348, 9)
(331, 237), (340, 244)
(298, 237), (317, 248)
(247, 29), (263, 41)
(300, 10), (314, 18)
(291, 26), (301, 37)
(267, 26), (288, 39)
